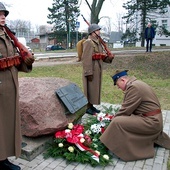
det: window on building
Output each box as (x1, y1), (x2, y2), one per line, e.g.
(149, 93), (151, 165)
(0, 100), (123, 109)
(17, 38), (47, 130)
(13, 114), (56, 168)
(162, 20), (168, 29)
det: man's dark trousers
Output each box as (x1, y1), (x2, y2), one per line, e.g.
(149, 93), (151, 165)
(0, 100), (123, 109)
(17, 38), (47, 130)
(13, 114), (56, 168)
(146, 38), (153, 52)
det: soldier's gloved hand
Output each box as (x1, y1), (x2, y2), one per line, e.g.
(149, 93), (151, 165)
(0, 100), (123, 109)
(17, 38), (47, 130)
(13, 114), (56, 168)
(87, 75), (93, 81)
(24, 56), (35, 66)
(109, 53), (115, 59)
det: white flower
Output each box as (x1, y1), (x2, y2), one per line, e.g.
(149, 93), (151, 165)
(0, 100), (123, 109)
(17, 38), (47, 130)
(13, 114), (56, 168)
(103, 117), (110, 121)
(68, 123), (74, 129)
(68, 146), (74, 152)
(95, 150), (100, 156)
(78, 133), (84, 138)
(103, 154), (109, 160)
(100, 121), (106, 127)
(97, 112), (106, 121)
(58, 143), (63, 147)
(80, 138), (85, 143)
(92, 138), (98, 142)
(91, 124), (101, 134)
(85, 129), (92, 135)
(65, 129), (71, 133)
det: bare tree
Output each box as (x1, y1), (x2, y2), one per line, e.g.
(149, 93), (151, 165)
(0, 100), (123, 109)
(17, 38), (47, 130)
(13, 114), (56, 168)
(84, 0), (105, 24)
(99, 16), (111, 33)
(7, 20), (31, 35)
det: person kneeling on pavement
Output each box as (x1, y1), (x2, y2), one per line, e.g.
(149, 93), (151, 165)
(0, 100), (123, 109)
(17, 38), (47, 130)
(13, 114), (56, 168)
(100, 70), (170, 161)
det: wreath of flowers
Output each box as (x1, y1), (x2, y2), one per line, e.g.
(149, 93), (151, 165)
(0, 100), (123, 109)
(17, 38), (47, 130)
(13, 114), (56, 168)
(44, 105), (119, 167)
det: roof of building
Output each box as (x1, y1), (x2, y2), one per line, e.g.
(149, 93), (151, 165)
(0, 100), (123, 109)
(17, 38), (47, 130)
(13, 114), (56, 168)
(109, 31), (123, 43)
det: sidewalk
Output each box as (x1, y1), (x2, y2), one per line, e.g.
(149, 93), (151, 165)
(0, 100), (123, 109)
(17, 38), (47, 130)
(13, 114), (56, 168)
(9, 103), (170, 170)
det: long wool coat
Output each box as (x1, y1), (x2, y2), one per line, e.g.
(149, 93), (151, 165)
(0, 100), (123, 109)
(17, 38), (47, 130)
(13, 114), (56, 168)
(0, 28), (32, 160)
(82, 36), (113, 105)
(100, 77), (170, 161)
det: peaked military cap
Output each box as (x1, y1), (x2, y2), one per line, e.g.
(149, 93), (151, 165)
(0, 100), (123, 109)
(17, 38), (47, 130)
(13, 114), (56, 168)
(112, 70), (128, 85)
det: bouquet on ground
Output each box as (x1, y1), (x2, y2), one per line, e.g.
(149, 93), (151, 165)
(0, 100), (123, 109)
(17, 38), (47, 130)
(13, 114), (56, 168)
(44, 105), (119, 167)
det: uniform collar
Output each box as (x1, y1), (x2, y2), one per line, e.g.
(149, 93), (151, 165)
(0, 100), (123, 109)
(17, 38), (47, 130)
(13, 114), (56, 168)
(126, 76), (137, 89)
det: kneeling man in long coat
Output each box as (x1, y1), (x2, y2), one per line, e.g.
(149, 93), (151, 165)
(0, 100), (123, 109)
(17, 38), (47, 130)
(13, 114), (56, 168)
(100, 70), (170, 161)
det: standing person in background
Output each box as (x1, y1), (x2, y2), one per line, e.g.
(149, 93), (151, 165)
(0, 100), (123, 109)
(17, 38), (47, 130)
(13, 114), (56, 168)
(100, 70), (170, 161)
(82, 23), (114, 115)
(145, 22), (155, 52)
(0, 2), (34, 170)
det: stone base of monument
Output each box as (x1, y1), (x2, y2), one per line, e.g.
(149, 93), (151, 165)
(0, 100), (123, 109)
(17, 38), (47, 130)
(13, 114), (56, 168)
(20, 135), (53, 161)
(20, 105), (86, 161)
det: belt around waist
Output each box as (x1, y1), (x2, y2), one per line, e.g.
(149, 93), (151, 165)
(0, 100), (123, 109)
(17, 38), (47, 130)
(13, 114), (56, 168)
(0, 56), (21, 70)
(143, 109), (161, 117)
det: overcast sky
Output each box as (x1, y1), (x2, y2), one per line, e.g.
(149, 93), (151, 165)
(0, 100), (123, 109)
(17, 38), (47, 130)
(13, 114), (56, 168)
(3, 0), (126, 31)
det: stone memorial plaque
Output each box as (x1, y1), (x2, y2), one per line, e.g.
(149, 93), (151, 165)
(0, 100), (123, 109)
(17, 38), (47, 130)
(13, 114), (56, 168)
(56, 83), (88, 114)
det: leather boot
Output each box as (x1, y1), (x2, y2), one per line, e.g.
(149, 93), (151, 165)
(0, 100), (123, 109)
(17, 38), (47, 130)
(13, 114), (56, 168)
(86, 103), (96, 115)
(0, 159), (21, 170)
(86, 107), (95, 115)
(91, 106), (100, 113)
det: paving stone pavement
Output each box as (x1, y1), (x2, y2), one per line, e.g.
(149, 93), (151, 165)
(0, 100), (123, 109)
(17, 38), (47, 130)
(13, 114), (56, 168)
(9, 103), (170, 170)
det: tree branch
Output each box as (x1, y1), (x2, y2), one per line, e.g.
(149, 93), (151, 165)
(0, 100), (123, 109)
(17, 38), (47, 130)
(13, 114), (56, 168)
(84, 0), (92, 11)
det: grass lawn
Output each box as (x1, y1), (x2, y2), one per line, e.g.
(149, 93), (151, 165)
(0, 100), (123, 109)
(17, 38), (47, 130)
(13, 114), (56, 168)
(19, 51), (170, 110)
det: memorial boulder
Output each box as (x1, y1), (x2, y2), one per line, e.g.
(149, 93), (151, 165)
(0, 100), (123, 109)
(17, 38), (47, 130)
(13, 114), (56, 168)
(19, 77), (86, 137)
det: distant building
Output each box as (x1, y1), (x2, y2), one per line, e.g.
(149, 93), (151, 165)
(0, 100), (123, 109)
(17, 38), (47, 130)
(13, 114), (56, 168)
(31, 38), (40, 43)
(108, 31), (123, 48)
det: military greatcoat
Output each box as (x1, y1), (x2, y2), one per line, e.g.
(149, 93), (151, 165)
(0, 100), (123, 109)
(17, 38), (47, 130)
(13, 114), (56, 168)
(0, 27), (32, 160)
(100, 77), (170, 161)
(82, 36), (113, 105)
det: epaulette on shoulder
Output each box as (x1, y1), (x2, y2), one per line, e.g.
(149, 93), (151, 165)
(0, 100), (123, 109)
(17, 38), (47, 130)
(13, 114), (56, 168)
(86, 39), (92, 42)
(85, 39), (94, 45)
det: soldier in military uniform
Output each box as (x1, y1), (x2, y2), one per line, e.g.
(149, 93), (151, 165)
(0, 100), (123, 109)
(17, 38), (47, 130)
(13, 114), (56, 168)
(0, 2), (34, 169)
(81, 24), (114, 115)
(100, 70), (170, 161)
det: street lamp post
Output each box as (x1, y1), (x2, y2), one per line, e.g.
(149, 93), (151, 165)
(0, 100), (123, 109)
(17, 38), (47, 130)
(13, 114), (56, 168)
(76, 27), (78, 44)
(68, 18), (71, 49)
(76, 21), (80, 44)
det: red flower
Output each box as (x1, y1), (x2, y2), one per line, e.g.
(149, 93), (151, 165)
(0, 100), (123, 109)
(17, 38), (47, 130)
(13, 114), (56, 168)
(55, 124), (85, 144)
(55, 131), (66, 138)
(105, 114), (114, 120)
(84, 135), (92, 144)
(73, 124), (84, 134)
(67, 135), (79, 143)
(99, 117), (102, 121)
(101, 127), (105, 133)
